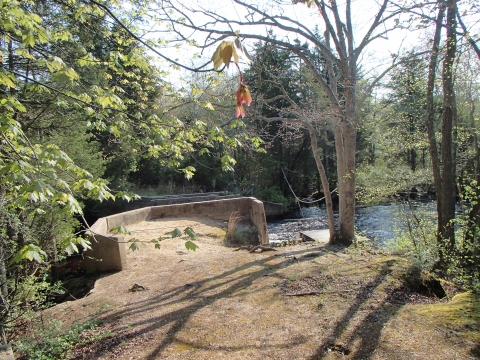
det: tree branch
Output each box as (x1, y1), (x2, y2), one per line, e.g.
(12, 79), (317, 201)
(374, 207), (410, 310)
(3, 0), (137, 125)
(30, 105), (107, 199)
(88, 0), (213, 73)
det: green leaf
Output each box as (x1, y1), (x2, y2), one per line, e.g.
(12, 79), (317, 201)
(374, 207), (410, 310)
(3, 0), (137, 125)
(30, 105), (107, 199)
(22, 31), (35, 47)
(64, 241), (78, 256)
(0, 75), (16, 88)
(128, 238), (144, 251)
(54, 67), (79, 83)
(180, 166), (196, 180)
(183, 227), (197, 240)
(165, 228), (183, 238)
(129, 242), (140, 251)
(10, 245), (47, 264)
(198, 148), (210, 155)
(202, 101), (215, 111)
(151, 239), (162, 249)
(184, 241), (198, 252)
(61, 237), (91, 255)
(110, 225), (132, 235)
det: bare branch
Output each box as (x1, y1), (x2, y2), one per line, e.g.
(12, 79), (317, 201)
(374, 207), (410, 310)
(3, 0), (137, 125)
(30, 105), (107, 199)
(456, 4), (480, 60)
(357, 50), (430, 107)
(355, 0), (389, 60)
(88, 0), (212, 73)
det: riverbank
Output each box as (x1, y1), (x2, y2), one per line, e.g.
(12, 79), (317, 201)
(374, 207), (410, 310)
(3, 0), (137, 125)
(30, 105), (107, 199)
(13, 217), (479, 359)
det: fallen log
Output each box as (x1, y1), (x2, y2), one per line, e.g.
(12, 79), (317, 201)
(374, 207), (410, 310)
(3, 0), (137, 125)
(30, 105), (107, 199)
(283, 289), (355, 296)
(233, 245), (277, 253)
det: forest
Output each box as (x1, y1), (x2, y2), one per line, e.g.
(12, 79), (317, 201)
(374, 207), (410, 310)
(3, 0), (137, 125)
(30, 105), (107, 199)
(0, 0), (479, 355)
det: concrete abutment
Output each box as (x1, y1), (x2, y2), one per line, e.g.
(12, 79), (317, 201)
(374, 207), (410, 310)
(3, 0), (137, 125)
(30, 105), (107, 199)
(86, 197), (269, 273)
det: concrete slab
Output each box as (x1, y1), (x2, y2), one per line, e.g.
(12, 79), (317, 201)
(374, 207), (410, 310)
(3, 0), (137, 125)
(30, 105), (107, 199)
(299, 229), (330, 243)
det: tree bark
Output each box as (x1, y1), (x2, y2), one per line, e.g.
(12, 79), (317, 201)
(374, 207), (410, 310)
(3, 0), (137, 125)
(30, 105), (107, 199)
(439, 0), (457, 254)
(305, 122), (336, 240)
(425, 1), (446, 251)
(333, 104), (357, 245)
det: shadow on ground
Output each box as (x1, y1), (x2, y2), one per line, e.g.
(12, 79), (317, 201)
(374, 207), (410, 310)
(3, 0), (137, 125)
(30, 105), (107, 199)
(80, 246), (429, 359)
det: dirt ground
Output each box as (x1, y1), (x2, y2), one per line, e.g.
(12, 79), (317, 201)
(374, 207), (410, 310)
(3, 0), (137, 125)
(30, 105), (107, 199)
(43, 216), (479, 359)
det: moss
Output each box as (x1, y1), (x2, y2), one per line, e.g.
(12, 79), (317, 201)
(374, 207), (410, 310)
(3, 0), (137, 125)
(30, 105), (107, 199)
(414, 292), (480, 342)
(173, 341), (194, 352)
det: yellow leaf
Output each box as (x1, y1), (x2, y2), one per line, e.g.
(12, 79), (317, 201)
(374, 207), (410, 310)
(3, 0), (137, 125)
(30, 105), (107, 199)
(211, 41), (242, 70)
(232, 45), (239, 64)
(211, 42), (226, 71)
(221, 42), (233, 68)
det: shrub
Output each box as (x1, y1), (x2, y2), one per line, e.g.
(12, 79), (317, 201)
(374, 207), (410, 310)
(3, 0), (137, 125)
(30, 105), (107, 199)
(386, 202), (439, 269)
(14, 318), (110, 360)
(253, 186), (290, 210)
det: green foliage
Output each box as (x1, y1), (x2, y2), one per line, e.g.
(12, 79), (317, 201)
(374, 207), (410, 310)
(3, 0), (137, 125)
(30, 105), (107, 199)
(386, 194), (480, 291)
(386, 204), (439, 269)
(356, 162), (432, 204)
(14, 318), (110, 360)
(110, 226), (132, 236)
(10, 272), (64, 315)
(116, 226), (198, 252)
(10, 244), (47, 264)
(183, 227), (197, 240)
(184, 240), (198, 251)
(165, 228), (183, 238)
(448, 179), (480, 291)
(254, 186), (290, 210)
(0, 0), (238, 333)
(61, 237), (91, 257)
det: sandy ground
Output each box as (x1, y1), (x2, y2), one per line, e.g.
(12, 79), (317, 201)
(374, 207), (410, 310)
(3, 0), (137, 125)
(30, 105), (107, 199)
(42, 217), (478, 360)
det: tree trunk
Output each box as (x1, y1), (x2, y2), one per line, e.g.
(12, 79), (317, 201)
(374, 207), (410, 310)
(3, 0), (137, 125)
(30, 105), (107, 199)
(333, 102), (357, 245)
(409, 114), (417, 172)
(305, 123), (336, 240)
(425, 1), (446, 257)
(0, 243), (7, 345)
(439, 0), (457, 255)
(465, 98), (480, 281)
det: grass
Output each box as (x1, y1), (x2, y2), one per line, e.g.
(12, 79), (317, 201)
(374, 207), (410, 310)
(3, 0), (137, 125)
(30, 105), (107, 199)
(224, 212), (259, 247)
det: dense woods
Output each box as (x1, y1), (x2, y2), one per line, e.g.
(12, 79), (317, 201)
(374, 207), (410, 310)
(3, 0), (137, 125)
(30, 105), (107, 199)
(0, 0), (479, 347)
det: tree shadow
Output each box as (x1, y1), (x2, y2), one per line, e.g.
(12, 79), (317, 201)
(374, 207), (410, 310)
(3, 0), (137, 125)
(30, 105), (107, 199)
(308, 259), (407, 359)
(86, 244), (339, 358)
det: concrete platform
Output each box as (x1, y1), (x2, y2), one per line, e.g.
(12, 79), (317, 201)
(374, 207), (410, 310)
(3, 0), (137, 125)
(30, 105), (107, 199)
(299, 229), (330, 243)
(86, 197), (269, 273)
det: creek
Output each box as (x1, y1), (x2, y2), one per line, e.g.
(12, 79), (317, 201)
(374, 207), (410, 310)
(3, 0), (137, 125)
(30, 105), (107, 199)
(267, 202), (437, 245)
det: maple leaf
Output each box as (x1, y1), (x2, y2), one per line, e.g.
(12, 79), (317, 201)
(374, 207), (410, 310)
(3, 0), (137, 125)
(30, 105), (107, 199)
(211, 41), (239, 70)
(235, 83), (252, 118)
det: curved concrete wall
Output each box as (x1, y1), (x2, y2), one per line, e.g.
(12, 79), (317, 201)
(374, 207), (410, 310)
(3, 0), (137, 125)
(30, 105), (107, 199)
(86, 197), (269, 273)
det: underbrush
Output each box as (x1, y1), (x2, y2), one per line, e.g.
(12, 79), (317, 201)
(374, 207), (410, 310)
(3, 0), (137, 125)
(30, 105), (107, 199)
(386, 202), (480, 292)
(14, 317), (110, 360)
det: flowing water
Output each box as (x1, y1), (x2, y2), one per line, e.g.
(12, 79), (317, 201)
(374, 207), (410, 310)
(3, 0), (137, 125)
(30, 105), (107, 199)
(267, 202), (437, 244)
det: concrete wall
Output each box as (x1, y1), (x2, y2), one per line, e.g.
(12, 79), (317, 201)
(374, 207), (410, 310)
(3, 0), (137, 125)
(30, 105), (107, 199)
(150, 197), (268, 244)
(263, 201), (284, 217)
(125, 191), (239, 211)
(85, 233), (126, 273)
(86, 197), (269, 273)
(125, 193), (283, 218)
